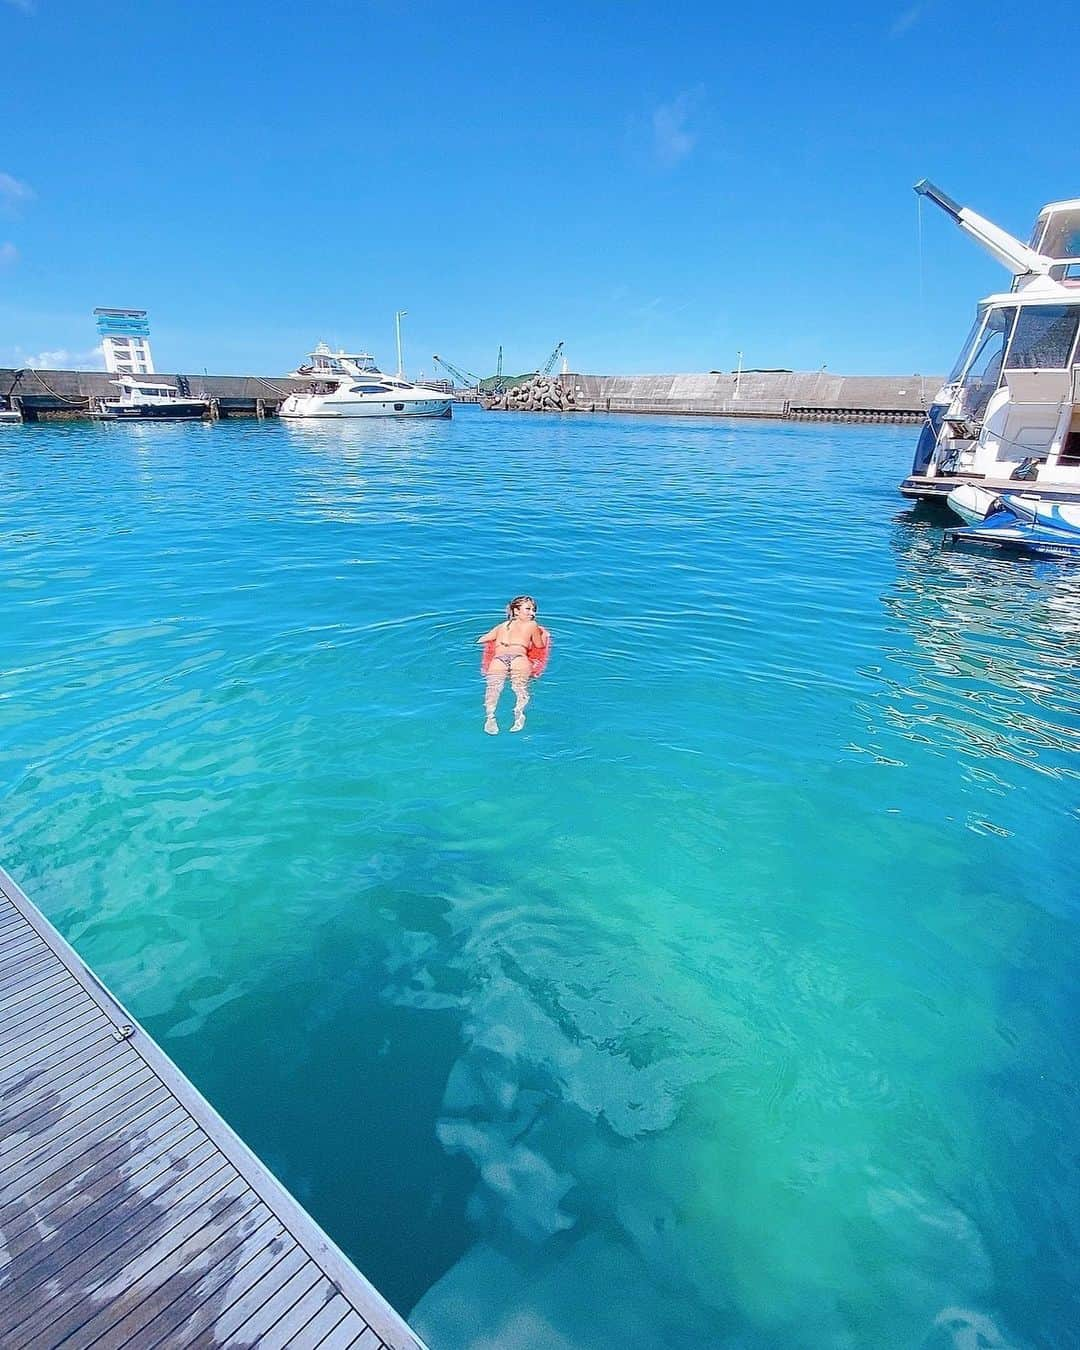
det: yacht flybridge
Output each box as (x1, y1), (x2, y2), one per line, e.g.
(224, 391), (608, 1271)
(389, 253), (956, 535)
(900, 182), (1080, 508)
(280, 342), (452, 420)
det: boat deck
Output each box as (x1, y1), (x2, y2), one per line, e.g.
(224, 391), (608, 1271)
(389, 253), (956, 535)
(0, 866), (425, 1350)
(900, 472), (1080, 503)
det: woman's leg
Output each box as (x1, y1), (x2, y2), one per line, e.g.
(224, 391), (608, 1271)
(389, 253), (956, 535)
(484, 666), (507, 733)
(509, 657), (531, 731)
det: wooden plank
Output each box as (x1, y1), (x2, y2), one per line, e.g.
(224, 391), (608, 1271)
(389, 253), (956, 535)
(0, 998), (103, 1071)
(318, 1309), (380, 1348)
(6, 1168), (249, 1346)
(194, 1249), (322, 1346)
(0, 1062), (156, 1174)
(0, 1031), (131, 1119)
(0, 989), (90, 1056)
(1, 1042), (140, 1139)
(0, 1069), (162, 1196)
(0, 999), (103, 1074)
(0, 949), (56, 996)
(0, 1151), (235, 1317)
(0, 970), (75, 1033)
(287, 1292), (354, 1349)
(29, 1184), (261, 1349)
(0, 956), (64, 1012)
(0, 1020), (115, 1107)
(0, 969), (71, 1025)
(0, 1103), (194, 1260)
(0, 1126), (210, 1269)
(0, 1009), (112, 1088)
(136, 1218), (300, 1348)
(256, 1281), (345, 1350)
(0, 1083), (174, 1206)
(81, 1202), (277, 1349)
(0, 929), (48, 965)
(353, 1327), (389, 1350)
(0, 935), (49, 978)
(0, 1100), (186, 1245)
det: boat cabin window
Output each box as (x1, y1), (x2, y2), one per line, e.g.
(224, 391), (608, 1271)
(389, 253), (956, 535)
(1038, 208), (1080, 260)
(957, 306), (1015, 421)
(350, 384), (392, 394)
(947, 313), (988, 383)
(1004, 304), (1080, 370)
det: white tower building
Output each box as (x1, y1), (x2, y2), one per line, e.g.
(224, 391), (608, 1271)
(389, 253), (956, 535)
(94, 308), (155, 375)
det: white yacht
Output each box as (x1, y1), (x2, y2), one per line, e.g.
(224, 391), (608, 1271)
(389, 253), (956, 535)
(280, 343), (452, 420)
(901, 182), (1080, 510)
(99, 376), (208, 421)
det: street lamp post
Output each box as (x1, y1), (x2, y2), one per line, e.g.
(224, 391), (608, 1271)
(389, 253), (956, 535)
(733, 350), (743, 401)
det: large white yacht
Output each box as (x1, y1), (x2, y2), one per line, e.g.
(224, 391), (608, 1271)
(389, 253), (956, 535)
(280, 343), (452, 420)
(900, 182), (1080, 508)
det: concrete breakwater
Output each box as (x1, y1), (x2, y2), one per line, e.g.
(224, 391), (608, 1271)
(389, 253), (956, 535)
(560, 371), (939, 423)
(0, 368), (308, 420)
(1, 366), (940, 423)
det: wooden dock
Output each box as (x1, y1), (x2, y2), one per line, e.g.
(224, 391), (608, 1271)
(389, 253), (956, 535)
(0, 866), (427, 1350)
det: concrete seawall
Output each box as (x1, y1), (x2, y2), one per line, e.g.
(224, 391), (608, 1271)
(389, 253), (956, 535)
(563, 371), (939, 422)
(1, 367), (942, 423)
(0, 368), (307, 420)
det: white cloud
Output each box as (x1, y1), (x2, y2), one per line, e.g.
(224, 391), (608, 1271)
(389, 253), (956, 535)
(890, 4), (926, 36)
(11, 345), (106, 370)
(0, 172), (34, 210)
(0, 242), (16, 265)
(651, 89), (704, 169)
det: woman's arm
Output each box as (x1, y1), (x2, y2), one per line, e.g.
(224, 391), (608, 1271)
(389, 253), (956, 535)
(475, 625), (500, 644)
(530, 622), (548, 648)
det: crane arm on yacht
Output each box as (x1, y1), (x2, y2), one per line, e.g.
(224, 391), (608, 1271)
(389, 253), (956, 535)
(915, 179), (1052, 278)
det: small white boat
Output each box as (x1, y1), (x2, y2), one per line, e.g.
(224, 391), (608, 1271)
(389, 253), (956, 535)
(100, 376), (208, 421)
(280, 341), (452, 420)
(0, 404), (21, 424)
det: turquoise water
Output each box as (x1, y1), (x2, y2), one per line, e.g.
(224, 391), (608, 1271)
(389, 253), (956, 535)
(2, 408), (1077, 1348)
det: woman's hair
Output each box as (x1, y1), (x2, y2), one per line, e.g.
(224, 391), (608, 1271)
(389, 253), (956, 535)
(506, 595), (537, 618)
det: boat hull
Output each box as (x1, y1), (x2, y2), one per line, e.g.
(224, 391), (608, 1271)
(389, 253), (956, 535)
(280, 398), (452, 420)
(102, 404), (208, 421)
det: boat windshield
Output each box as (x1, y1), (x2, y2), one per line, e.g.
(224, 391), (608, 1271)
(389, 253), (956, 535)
(956, 305), (1015, 421)
(1034, 208), (1080, 260)
(1005, 304), (1080, 369)
(947, 312), (987, 383)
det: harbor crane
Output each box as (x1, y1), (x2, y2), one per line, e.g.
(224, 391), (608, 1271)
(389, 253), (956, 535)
(540, 341), (564, 377)
(432, 354), (483, 389)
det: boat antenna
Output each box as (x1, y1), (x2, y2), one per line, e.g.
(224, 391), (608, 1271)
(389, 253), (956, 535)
(916, 192), (926, 407)
(395, 311), (408, 378)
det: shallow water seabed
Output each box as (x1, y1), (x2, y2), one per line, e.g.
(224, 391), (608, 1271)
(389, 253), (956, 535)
(1, 409), (1077, 1349)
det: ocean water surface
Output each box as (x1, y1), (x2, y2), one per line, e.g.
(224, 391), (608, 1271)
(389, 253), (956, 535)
(1, 407), (1077, 1348)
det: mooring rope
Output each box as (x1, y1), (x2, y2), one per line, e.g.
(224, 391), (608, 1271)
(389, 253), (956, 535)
(23, 368), (90, 405)
(247, 374), (294, 397)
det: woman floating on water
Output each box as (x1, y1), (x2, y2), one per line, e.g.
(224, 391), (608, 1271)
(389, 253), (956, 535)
(476, 595), (550, 734)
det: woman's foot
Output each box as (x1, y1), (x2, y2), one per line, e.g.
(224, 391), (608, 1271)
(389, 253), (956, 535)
(484, 716), (499, 735)
(510, 712), (526, 732)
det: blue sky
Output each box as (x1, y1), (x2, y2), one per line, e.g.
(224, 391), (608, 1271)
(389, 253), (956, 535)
(2, 0), (1078, 379)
